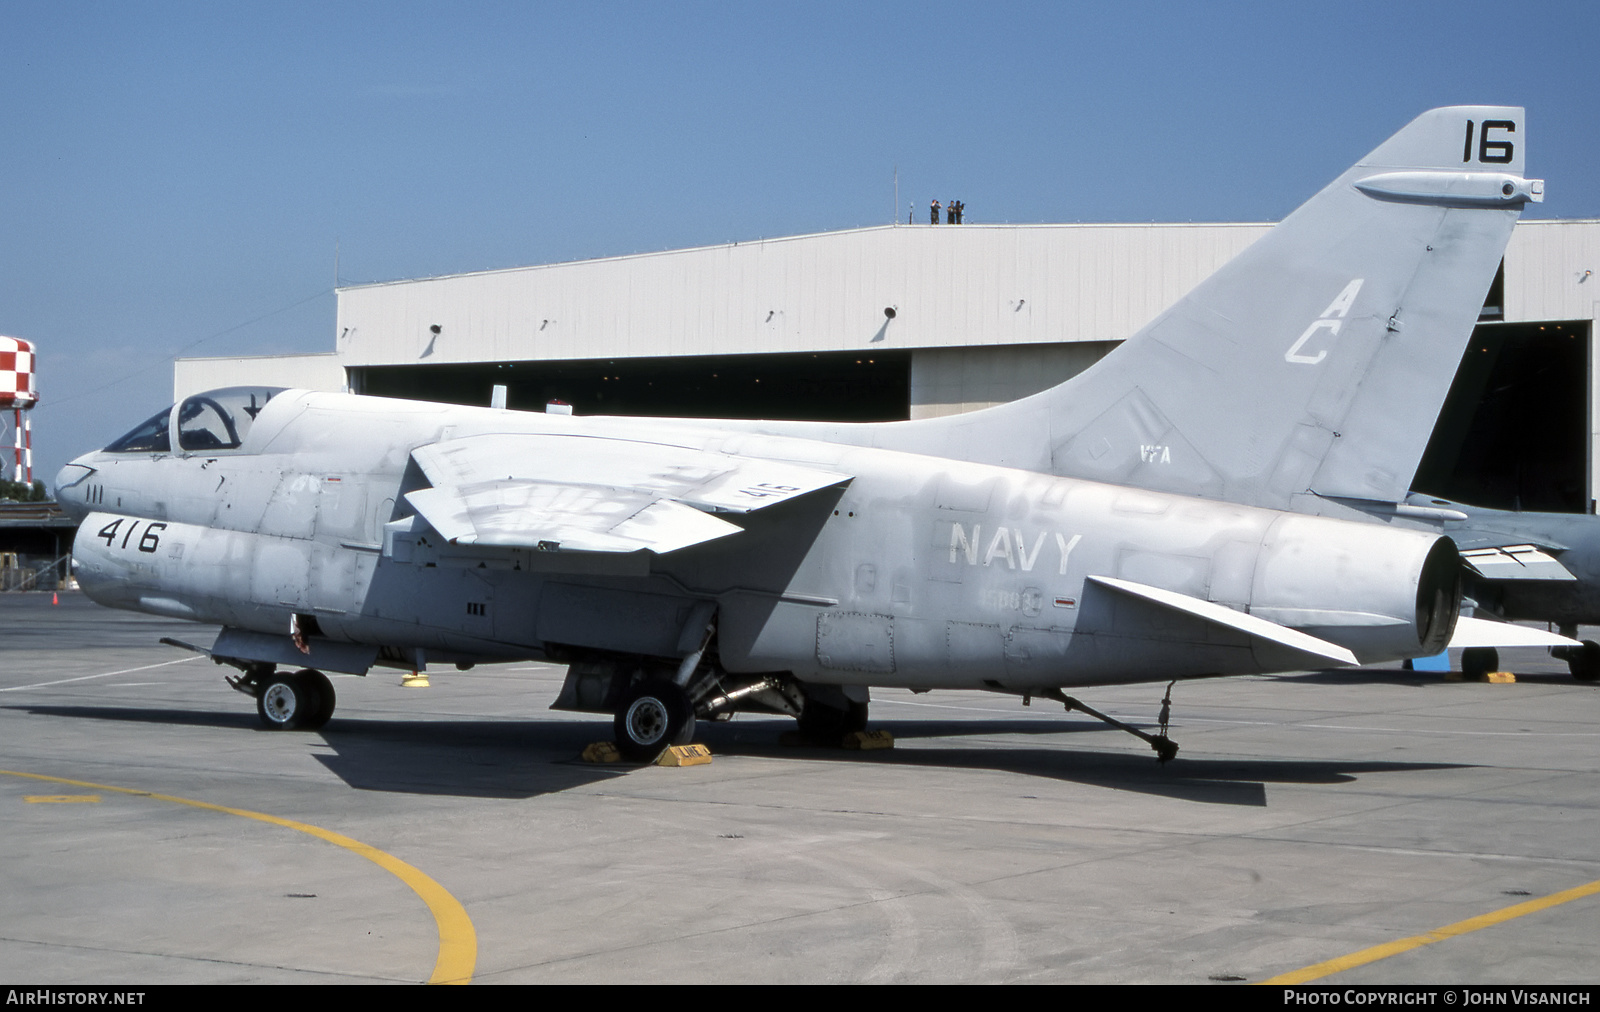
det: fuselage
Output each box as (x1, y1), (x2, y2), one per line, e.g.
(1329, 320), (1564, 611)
(58, 388), (1458, 690)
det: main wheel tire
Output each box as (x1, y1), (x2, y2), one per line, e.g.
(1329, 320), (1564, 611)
(796, 699), (869, 743)
(614, 680), (696, 761)
(257, 671), (316, 730)
(1460, 647), (1499, 681)
(295, 669), (336, 729)
(1570, 640), (1600, 681)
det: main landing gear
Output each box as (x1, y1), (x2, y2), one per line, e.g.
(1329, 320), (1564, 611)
(229, 666), (337, 730)
(557, 644), (866, 760)
(606, 667), (877, 759)
(1570, 642), (1600, 681)
(603, 672), (864, 760)
(1460, 647), (1500, 681)
(1552, 630), (1600, 682)
(613, 679), (697, 761)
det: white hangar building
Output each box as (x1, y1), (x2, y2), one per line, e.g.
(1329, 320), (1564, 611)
(175, 218), (1600, 514)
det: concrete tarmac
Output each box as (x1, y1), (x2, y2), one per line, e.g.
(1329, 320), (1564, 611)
(2, 591), (1597, 984)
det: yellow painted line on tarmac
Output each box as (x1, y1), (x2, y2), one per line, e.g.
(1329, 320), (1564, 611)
(1260, 877), (1600, 984)
(25, 794), (101, 803)
(4, 768), (476, 984)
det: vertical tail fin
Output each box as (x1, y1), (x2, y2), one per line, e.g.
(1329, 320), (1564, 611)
(934, 107), (1541, 510)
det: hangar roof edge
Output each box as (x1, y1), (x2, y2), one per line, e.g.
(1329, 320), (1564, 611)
(333, 220), (1284, 293)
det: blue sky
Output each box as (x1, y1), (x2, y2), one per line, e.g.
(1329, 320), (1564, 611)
(3, 0), (1597, 479)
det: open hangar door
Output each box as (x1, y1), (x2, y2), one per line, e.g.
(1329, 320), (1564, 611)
(1412, 319), (1592, 514)
(352, 349), (912, 423)
(349, 319), (1592, 515)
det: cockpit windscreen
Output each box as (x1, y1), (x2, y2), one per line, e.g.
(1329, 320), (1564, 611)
(104, 407), (174, 453)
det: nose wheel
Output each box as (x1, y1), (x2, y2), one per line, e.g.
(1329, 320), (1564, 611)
(254, 668), (336, 730)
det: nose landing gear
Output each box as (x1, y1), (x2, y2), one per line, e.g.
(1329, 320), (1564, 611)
(234, 667), (337, 730)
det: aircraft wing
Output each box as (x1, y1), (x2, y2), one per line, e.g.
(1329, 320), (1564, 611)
(406, 433), (851, 553)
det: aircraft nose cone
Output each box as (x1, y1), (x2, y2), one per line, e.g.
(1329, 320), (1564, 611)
(54, 461), (95, 520)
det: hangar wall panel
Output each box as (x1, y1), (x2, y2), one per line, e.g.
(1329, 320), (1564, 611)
(333, 223), (1272, 368)
(174, 353), (346, 401)
(910, 342), (1119, 418)
(1504, 220), (1600, 323)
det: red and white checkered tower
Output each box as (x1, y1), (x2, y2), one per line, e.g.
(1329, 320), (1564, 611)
(0, 336), (39, 485)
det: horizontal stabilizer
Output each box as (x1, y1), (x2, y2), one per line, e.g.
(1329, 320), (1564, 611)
(1461, 544), (1576, 581)
(1448, 616), (1579, 649)
(406, 482), (743, 554)
(412, 434), (851, 514)
(1087, 575), (1358, 667)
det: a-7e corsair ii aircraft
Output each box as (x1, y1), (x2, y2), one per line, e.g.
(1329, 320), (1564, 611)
(55, 109), (1508, 762)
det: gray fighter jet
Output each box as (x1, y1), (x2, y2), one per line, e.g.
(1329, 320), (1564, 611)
(57, 384), (1458, 761)
(53, 108), (1512, 760)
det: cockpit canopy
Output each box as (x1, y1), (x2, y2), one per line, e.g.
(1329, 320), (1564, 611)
(105, 387), (287, 454)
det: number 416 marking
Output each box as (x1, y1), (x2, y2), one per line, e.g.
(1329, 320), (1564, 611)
(97, 518), (166, 553)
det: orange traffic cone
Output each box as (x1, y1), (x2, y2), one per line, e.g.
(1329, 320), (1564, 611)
(52, 591), (58, 605)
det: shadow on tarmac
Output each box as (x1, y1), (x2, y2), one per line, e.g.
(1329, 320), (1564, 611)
(7, 703), (1467, 806)
(703, 717), (1467, 807)
(1273, 666), (1597, 687)
(5, 703), (631, 798)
